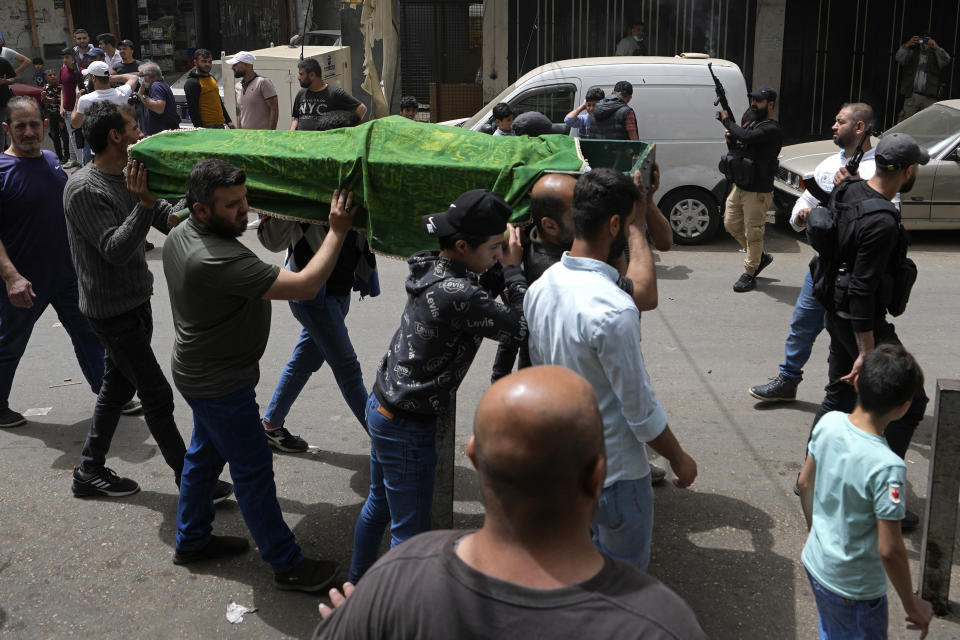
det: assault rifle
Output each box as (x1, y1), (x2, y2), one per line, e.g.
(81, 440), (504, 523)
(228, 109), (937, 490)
(845, 126), (874, 176)
(708, 62), (734, 150)
(801, 126), (875, 205)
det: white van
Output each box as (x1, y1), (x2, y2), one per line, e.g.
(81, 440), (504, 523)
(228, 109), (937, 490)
(450, 56), (750, 244)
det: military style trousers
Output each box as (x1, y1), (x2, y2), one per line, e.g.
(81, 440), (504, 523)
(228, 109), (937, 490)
(724, 185), (773, 275)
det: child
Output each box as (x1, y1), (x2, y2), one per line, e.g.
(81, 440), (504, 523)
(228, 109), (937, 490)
(40, 69), (69, 163)
(399, 95), (418, 119)
(798, 344), (933, 638)
(32, 57), (45, 86)
(491, 102), (515, 136)
(347, 190), (526, 583)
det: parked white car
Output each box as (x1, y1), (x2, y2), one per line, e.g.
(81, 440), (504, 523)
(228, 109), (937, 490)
(448, 55), (750, 244)
(774, 100), (960, 232)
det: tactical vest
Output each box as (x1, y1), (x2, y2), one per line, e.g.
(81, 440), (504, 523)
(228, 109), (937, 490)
(899, 50), (942, 98)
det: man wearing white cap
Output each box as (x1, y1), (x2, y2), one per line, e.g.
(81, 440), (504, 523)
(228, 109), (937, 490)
(228, 51), (278, 130)
(71, 61), (138, 163)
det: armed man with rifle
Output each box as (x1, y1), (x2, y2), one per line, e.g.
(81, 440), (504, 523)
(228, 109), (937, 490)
(749, 103), (901, 404)
(799, 132), (927, 531)
(716, 84), (783, 292)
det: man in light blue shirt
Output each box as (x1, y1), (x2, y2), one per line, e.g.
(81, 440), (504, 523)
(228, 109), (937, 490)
(525, 168), (698, 570)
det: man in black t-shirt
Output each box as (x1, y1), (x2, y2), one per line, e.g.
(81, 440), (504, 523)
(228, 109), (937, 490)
(313, 366), (706, 639)
(112, 40), (141, 75)
(290, 57), (366, 131)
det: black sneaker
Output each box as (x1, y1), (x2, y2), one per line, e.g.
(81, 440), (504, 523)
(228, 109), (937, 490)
(120, 399), (143, 415)
(901, 509), (920, 532)
(749, 375), (798, 402)
(0, 408), (26, 428)
(173, 534), (250, 565)
(72, 466), (140, 497)
(754, 252), (773, 277)
(212, 480), (233, 505)
(650, 463), (667, 485)
(274, 557), (340, 592)
(733, 273), (756, 292)
(264, 425), (309, 452)
(144, 241), (155, 252)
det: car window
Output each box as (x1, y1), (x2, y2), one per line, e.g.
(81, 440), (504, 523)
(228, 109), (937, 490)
(507, 84), (577, 123)
(884, 104), (960, 157)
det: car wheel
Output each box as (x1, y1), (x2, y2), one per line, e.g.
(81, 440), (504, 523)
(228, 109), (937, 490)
(660, 187), (721, 245)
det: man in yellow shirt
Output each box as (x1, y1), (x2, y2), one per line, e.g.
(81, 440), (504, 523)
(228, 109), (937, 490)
(183, 48), (234, 129)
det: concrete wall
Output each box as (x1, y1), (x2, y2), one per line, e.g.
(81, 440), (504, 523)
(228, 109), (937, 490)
(1, 0), (71, 64)
(481, 0), (508, 103)
(751, 0), (786, 117)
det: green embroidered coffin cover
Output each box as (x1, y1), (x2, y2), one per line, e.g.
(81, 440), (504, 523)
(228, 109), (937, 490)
(129, 115), (585, 256)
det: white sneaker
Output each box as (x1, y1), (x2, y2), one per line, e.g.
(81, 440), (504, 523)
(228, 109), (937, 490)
(246, 218), (261, 230)
(62, 159), (79, 169)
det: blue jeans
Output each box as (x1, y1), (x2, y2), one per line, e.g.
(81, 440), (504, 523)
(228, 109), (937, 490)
(806, 568), (888, 639)
(348, 393), (437, 582)
(0, 277), (104, 411)
(263, 296), (367, 430)
(177, 382), (302, 573)
(81, 303), (185, 476)
(591, 475), (654, 570)
(779, 270), (826, 383)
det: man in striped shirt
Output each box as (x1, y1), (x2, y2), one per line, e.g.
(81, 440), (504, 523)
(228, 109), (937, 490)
(62, 101), (231, 504)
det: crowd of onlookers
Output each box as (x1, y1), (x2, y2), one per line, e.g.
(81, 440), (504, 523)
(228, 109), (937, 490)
(0, 27), (184, 168)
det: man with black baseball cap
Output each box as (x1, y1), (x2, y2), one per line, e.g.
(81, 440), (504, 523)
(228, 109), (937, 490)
(806, 131), (929, 529)
(348, 189), (527, 583)
(719, 84), (783, 292)
(113, 40), (141, 75)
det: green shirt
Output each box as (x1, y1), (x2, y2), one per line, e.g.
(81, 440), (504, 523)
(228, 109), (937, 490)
(801, 411), (907, 600)
(162, 216), (280, 398)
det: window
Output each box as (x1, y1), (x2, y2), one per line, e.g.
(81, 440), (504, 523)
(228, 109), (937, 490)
(508, 84), (577, 123)
(468, 3), (483, 49)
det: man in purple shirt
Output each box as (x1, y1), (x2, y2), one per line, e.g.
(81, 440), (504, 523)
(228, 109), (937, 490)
(0, 97), (104, 428)
(136, 62), (179, 135)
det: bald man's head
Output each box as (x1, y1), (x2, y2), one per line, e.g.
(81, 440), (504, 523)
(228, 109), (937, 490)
(471, 366), (605, 523)
(530, 173), (577, 247)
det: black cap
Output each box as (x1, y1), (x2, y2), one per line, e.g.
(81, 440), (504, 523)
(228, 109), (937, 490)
(422, 190), (512, 237)
(875, 133), (930, 170)
(118, 39), (135, 48)
(512, 111), (567, 136)
(749, 86), (777, 102)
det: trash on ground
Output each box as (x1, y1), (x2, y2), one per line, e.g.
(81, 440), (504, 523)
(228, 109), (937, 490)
(226, 602), (257, 624)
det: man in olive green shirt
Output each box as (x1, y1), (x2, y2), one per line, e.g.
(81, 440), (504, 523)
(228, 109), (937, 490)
(162, 158), (355, 592)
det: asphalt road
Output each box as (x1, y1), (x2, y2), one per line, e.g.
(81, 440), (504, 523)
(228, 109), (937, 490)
(1, 215), (958, 639)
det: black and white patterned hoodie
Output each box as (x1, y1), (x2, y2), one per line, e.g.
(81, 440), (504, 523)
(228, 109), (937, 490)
(373, 251), (527, 417)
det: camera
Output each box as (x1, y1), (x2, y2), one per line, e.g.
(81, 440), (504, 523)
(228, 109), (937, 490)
(918, 37), (928, 45)
(128, 93), (142, 106)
